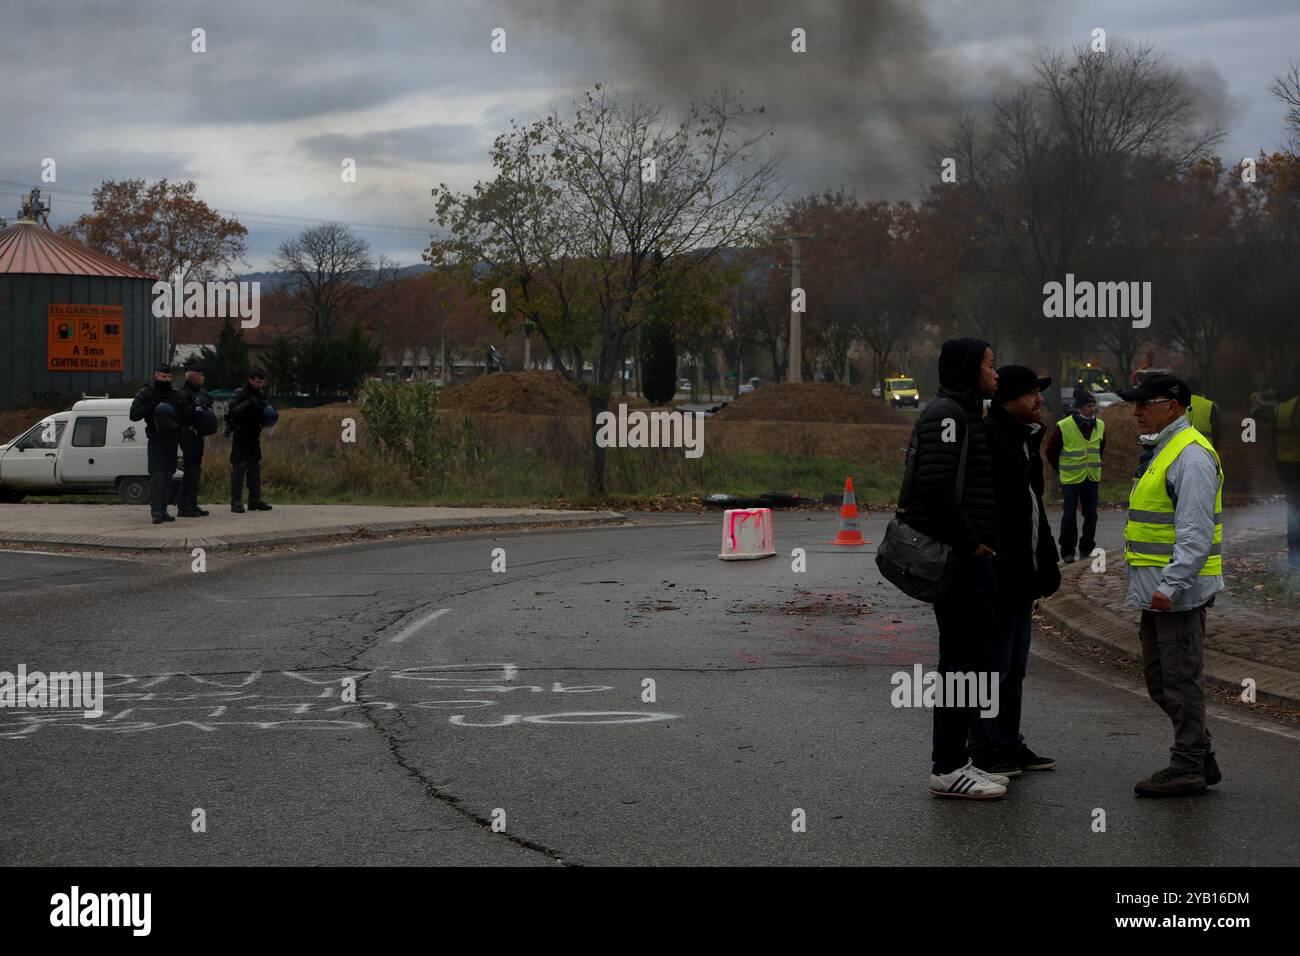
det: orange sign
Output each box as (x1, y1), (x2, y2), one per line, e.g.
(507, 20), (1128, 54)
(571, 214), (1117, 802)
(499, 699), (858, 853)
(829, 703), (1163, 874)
(47, 304), (125, 371)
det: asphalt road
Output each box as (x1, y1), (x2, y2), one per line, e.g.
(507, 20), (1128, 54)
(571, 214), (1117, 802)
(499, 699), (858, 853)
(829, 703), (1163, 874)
(1, 506), (1297, 866)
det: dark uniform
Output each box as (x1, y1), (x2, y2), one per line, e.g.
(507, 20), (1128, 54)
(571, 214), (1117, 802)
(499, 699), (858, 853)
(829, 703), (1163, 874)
(129, 374), (183, 522)
(177, 376), (212, 516)
(227, 383), (268, 510)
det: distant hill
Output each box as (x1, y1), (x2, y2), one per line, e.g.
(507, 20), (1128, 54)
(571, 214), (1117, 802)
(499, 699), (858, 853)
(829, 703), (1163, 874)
(237, 263), (432, 290)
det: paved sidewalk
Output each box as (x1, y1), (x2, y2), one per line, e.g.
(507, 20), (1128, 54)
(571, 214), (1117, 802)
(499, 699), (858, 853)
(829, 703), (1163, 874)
(1040, 546), (1300, 709)
(0, 503), (624, 551)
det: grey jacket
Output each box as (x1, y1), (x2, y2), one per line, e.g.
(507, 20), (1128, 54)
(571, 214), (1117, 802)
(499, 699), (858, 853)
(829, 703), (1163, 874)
(1124, 416), (1225, 612)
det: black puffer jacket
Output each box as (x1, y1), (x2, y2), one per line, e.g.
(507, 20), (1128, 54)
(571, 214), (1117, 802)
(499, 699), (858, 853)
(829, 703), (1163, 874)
(984, 403), (1061, 600)
(902, 338), (997, 554)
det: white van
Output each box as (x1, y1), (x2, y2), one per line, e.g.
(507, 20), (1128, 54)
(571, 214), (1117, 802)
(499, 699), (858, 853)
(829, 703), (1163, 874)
(0, 399), (182, 505)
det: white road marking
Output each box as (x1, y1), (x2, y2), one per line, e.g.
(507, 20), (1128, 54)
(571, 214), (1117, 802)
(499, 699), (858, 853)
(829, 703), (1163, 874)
(389, 607), (451, 643)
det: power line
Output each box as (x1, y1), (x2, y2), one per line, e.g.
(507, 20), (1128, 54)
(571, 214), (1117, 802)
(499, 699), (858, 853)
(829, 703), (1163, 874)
(0, 180), (437, 238)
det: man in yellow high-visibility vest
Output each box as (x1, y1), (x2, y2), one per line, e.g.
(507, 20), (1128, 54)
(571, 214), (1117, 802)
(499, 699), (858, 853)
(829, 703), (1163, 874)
(1118, 374), (1223, 798)
(1046, 387), (1105, 563)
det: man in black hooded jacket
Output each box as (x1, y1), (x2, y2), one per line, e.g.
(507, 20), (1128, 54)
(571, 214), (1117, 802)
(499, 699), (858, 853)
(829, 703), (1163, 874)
(907, 337), (1003, 799)
(971, 365), (1062, 778)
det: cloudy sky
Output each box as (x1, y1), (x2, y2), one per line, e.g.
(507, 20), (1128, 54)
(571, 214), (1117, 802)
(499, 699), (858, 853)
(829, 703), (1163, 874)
(2, 0), (1295, 270)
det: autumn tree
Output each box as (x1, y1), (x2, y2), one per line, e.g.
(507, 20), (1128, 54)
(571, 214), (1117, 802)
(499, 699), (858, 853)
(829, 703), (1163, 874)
(60, 178), (247, 280)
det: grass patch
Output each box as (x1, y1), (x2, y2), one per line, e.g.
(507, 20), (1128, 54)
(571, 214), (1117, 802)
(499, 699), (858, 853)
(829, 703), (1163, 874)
(1225, 565), (1300, 610)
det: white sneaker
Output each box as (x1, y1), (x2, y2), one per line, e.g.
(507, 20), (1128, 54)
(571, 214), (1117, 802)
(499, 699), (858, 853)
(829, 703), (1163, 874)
(929, 760), (1008, 799)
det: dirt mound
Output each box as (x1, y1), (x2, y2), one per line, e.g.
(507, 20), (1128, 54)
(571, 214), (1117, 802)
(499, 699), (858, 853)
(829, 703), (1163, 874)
(273, 403), (359, 444)
(438, 371), (588, 417)
(711, 382), (908, 424)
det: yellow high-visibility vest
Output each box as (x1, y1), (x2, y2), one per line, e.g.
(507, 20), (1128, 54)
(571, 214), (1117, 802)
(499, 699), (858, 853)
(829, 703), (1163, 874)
(1057, 415), (1104, 484)
(1278, 396), (1300, 463)
(1187, 394), (1215, 441)
(1124, 428), (1223, 575)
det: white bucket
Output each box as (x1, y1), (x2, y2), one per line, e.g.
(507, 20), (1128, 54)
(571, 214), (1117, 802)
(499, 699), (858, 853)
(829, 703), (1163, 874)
(719, 507), (776, 560)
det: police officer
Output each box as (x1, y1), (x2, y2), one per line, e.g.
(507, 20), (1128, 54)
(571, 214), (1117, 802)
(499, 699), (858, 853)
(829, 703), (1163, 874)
(177, 362), (212, 517)
(129, 364), (182, 524)
(1046, 387), (1105, 563)
(227, 366), (273, 513)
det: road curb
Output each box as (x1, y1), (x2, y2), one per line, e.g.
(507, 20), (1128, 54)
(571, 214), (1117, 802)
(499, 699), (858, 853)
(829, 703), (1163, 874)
(1039, 561), (1300, 710)
(0, 510), (626, 552)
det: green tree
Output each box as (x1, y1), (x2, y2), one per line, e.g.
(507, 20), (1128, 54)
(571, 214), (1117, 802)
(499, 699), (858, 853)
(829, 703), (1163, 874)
(199, 317), (250, 390)
(260, 335), (300, 397)
(296, 324), (380, 398)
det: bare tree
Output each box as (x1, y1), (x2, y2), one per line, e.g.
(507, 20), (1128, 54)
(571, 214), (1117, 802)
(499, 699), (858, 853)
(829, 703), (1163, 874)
(1272, 62), (1300, 155)
(942, 40), (1224, 408)
(274, 223), (398, 340)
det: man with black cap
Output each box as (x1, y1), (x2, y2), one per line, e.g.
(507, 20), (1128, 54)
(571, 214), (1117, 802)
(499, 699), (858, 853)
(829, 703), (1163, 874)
(1119, 373), (1224, 797)
(1046, 387), (1106, 563)
(129, 364), (182, 524)
(906, 337), (1004, 799)
(226, 366), (272, 513)
(176, 362), (212, 517)
(971, 366), (1062, 778)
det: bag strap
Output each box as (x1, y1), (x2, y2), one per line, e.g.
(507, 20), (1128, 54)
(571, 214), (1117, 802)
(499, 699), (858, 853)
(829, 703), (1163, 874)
(898, 399), (971, 517)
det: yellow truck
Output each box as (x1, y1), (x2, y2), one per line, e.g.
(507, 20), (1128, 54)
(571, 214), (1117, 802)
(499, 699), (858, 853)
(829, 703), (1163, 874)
(882, 377), (919, 409)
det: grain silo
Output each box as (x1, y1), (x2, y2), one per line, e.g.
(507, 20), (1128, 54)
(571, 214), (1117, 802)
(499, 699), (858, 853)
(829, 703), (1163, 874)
(0, 190), (158, 411)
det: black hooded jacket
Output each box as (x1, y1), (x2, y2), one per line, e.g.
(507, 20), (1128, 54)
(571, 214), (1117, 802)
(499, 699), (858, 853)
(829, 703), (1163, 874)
(902, 337), (998, 554)
(983, 403), (1062, 600)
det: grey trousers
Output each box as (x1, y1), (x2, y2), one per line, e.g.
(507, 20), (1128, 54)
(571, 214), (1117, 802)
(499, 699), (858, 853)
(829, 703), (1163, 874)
(1139, 601), (1213, 774)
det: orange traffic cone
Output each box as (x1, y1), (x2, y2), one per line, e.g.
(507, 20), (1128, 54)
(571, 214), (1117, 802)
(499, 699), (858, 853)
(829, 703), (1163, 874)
(829, 476), (869, 545)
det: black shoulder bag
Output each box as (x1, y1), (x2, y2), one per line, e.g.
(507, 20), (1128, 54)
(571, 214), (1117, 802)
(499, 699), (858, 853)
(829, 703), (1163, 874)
(874, 407), (970, 603)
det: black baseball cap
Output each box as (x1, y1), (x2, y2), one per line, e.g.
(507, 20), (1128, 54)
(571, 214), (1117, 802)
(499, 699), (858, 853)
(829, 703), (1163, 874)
(994, 365), (1052, 404)
(1119, 373), (1191, 406)
(154, 363), (173, 374)
(1073, 387), (1097, 408)
(184, 361), (205, 373)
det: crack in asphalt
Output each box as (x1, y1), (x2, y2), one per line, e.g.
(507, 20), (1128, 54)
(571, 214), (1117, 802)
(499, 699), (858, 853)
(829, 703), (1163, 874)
(333, 547), (640, 866)
(357, 698), (572, 866)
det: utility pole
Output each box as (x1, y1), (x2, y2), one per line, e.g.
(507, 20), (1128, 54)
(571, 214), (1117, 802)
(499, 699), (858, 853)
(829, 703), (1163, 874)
(777, 233), (813, 383)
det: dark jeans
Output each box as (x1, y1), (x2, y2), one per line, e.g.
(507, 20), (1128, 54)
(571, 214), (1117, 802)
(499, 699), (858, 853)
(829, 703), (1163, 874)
(1140, 600), (1213, 774)
(969, 597), (1033, 759)
(931, 554), (997, 774)
(179, 430), (204, 512)
(230, 434), (262, 505)
(1059, 479), (1099, 559)
(147, 436), (179, 519)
